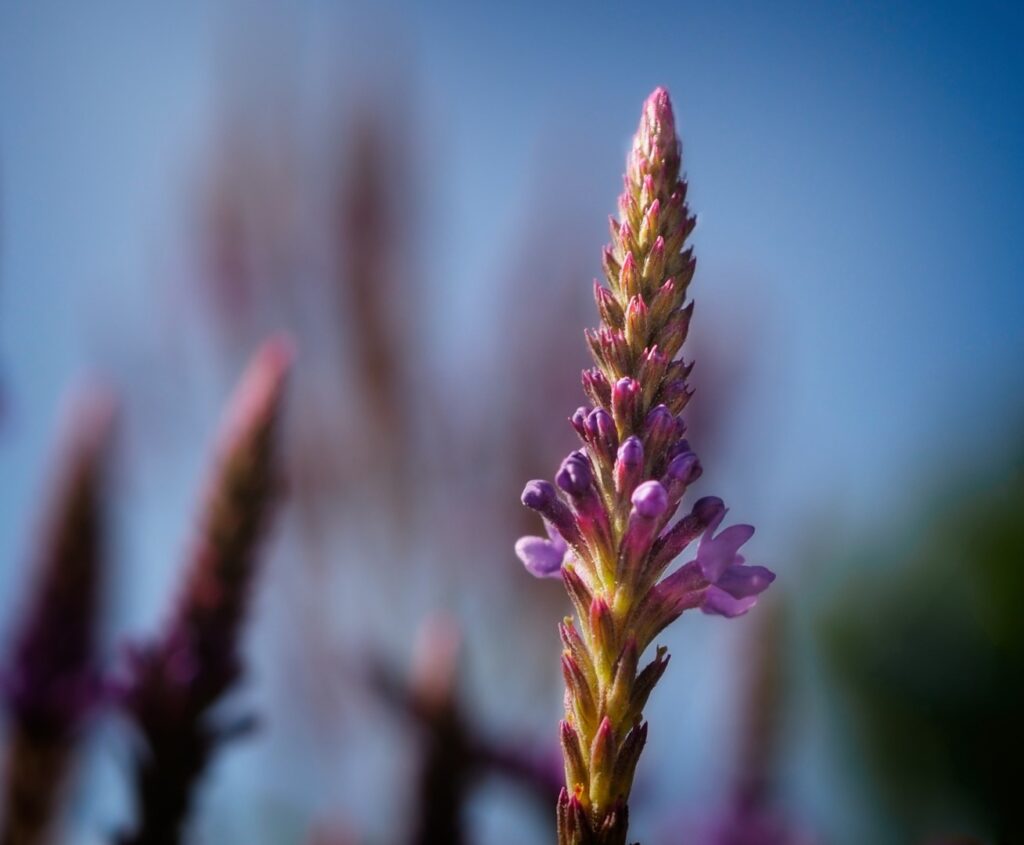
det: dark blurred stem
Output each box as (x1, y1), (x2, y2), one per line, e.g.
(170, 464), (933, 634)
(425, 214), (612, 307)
(119, 731), (208, 845)
(411, 707), (468, 845)
(0, 732), (70, 845)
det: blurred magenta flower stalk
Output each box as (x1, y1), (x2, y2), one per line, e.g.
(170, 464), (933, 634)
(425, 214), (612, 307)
(0, 391), (115, 845)
(516, 88), (775, 845)
(117, 337), (292, 845)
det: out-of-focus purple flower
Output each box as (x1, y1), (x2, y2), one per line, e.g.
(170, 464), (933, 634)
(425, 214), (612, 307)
(514, 87), (776, 845)
(0, 388), (115, 845)
(116, 337), (291, 845)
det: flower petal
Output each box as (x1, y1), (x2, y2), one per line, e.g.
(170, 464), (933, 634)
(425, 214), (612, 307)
(715, 564), (776, 599)
(544, 519), (569, 552)
(515, 535), (567, 578)
(701, 585), (759, 618)
(697, 523), (755, 582)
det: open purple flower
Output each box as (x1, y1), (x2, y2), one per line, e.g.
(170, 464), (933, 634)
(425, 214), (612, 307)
(695, 508), (775, 618)
(515, 520), (570, 578)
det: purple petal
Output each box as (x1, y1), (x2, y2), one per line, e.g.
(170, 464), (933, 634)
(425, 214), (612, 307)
(701, 586), (759, 618)
(515, 535), (566, 578)
(715, 564), (776, 599)
(697, 523), (755, 582)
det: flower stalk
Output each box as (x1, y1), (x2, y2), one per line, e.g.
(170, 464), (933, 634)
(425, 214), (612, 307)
(117, 337), (292, 845)
(515, 88), (775, 845)
(0, 390), (115, 845)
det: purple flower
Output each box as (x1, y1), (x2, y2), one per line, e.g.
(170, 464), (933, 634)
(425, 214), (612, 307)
(695, 508), (775, 618)
(515, 521), (570, 579)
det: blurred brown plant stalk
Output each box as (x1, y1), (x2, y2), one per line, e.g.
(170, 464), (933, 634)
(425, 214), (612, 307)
(0, 390), (116, 845)
(116, 337), (292, 845)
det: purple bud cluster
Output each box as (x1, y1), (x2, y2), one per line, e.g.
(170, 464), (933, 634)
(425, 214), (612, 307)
(514, 88), (775, 845)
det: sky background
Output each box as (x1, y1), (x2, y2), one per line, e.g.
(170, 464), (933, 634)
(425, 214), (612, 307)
(1, 1), (1022, 843)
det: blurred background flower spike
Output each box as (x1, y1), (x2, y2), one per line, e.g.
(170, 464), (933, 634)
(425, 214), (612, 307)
(0, 388), (116, 845)
(116, 336), (292, 845)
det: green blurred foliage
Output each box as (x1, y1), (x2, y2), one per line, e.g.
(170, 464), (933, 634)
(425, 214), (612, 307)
(821, 444), (1024, 844)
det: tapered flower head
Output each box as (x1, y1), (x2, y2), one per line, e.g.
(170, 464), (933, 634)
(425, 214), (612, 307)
(514, 88), (775, 845)
(1, 388), (115, 845)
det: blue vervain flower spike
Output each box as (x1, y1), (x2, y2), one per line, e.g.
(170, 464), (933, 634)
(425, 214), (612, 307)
(516, 88), (775, 845)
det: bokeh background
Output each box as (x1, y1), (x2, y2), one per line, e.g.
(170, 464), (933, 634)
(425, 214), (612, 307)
(1, 1), (1022, 843)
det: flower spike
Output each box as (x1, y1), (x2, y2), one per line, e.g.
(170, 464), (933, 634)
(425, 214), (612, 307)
(0, 389), (115, 845)
(514, 88), (775, 844)
(116, 336), (292, 845)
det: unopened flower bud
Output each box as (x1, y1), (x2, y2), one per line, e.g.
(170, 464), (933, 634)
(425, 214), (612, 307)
(612, 377), (641, 435)
(631, 481), (669, 520)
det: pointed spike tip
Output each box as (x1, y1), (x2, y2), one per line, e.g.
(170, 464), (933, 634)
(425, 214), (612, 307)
(645, 87), (674, 127)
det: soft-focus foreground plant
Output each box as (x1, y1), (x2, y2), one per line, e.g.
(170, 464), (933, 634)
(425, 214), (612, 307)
(516, 88), (775, 844)
(116, 337), (292, 845)
(0, 391), (115, 845)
